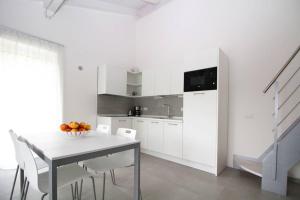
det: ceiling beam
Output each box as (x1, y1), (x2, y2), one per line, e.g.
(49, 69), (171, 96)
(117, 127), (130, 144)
(43, 0), (66, 18)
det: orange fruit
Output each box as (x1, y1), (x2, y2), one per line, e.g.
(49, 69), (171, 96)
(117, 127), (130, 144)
(78, 127), (86, 132)
(60, 124), (69, 132)
(69, 121), (79, 129)
(79, 122), (86, 129)
(84, 124), (91, 131)
(71, 128), (78, 132)
(65, 128), (72, 132)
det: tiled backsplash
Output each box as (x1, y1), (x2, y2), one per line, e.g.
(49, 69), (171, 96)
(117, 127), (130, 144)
(133, 96), (183, 117)
(98, 94), (183, 117)
(97, 94), (134, 115)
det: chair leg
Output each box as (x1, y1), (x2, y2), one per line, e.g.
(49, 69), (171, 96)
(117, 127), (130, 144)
(21, 180), (29, 200)
(90, 177), (97, 200)
(41, 193), (48, 200)
(78, 179), (83, 200)
(109, 170), (115, 185)
(102, 172), (106, 200)
(75, 182), (78, 200)
(9, 165), (19, 200)
(109, 169), (117, 185)
(71, 184), (75, 200)
(23, 182), (30, 200)
(20, 177), (27, 200)
(112, 169), (116, 184)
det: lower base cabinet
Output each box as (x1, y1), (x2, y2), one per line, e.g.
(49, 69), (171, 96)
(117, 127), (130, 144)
(147, 120), (164, 153)
(132, 119), (183, 159)
(111, 118), (132, 135)
(100, 117), (184, 167)
(132, 119), (149, 149)
(164, 122), (183, 158)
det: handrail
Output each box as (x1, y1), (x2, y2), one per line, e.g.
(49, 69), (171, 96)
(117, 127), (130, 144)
(278, 66), (300, 94)
(277, 101), (300, 127)
(263, 45), (300, 93)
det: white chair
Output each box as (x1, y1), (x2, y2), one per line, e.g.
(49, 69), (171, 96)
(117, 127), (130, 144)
(16, 133), (97, 200)
(9, 130), (48, 200)
(97, 124), (110, 134)
(83, 128), (138, 200)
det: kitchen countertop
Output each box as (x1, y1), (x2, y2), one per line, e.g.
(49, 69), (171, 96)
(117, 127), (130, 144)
(98, 114), (183, 122)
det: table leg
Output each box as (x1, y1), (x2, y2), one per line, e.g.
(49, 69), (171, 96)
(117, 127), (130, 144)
(49, 161), (57, 200)
(20, 168), (24, 194)
(134, 143), (141, 200)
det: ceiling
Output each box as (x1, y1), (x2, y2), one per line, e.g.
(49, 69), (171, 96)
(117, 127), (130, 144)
(93, 0), (151, 10)
(36, 0), (169, 18)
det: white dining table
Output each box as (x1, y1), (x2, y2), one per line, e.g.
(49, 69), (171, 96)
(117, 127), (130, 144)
(20, 131), (141, 200)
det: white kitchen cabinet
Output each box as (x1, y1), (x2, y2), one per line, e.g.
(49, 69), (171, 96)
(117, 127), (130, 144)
(170, 68), (184, 94)
(154, 68), (170, 95)
(111, 118), (132, 135)
(183, 91), (217, 167)
(142, 69), (155, 96)
(132, 118), (149, 149)
(164, 122), (183, 158)
(97, 117), (132, 135)
(182, 49), (229, 176)
(98, 65), (127, 96)
(148, 120), (164, 153)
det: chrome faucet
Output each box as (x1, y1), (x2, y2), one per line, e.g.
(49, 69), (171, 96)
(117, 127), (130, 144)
(163, 104), (171, 118)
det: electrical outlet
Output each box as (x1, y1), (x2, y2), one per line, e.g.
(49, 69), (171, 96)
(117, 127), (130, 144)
(181, 107), (183, 112)
(143, 107), (148, 111)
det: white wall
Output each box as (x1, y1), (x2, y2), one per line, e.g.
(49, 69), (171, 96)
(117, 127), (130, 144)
(0, 0), (136, 127)
(135, 0), (300, 177)
(1, 0), (300, 177)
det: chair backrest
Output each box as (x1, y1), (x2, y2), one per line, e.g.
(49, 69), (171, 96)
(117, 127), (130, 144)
(18, 138), (40, 191)
(116, 128), (136, 139)
(97, 124), (110, 134)
(9, 130), (24, 168)
(114, 128), (136, 166)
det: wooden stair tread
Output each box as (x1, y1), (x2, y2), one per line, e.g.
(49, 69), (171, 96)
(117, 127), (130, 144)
(237, 158), (263, 177)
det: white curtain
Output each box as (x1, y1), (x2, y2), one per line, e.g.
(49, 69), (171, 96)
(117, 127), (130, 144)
(0, 26), (63, 169)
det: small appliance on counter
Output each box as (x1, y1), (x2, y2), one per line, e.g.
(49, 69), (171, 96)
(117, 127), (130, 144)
(128, 109), (134, 116)
(134, 106), (141, 117)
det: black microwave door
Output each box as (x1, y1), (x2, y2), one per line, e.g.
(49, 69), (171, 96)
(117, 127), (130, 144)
(184, 67), (217, 92)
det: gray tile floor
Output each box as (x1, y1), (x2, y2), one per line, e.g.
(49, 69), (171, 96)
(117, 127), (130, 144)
(1, 154), (299, 200)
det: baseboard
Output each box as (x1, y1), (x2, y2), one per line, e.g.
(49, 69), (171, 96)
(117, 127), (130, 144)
(142, 149), (217, 175)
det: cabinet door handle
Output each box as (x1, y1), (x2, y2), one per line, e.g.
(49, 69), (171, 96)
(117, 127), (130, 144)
(168, 123), (178, 126)
(119, 120), (127, 122)
(151, 121), (159, 124)
(193, 92), (205, 95)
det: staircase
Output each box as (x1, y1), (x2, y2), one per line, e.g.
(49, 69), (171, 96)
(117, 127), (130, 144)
(235, 45), (300, 196)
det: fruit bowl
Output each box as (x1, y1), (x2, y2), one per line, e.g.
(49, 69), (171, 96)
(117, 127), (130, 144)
(60, 121), (91, 136)
(64, 130), (90, 136)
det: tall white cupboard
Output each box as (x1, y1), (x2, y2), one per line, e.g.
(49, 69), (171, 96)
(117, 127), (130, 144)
(183, 49), (229, 175)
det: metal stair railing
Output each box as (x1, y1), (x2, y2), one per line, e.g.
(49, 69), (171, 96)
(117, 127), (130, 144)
(263, 45), (300, 181)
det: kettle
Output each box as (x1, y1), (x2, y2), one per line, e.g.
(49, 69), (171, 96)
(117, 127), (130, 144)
(128, 109), (134, 116)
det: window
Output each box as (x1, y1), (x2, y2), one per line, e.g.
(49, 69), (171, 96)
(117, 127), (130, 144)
(0, 26), (63, 169)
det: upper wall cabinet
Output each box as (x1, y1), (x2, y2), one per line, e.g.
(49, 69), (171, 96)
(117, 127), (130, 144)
(142, 68), (184, 96)
(98, 65), (127, 96)
(154, 68), (171, 95)
(170, 68), (184, 95)
(142, 69), (155, 96)
(183, 48), (220, 71)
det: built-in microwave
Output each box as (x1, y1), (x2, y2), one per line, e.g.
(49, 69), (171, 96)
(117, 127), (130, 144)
(184, 67), (217, 92)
